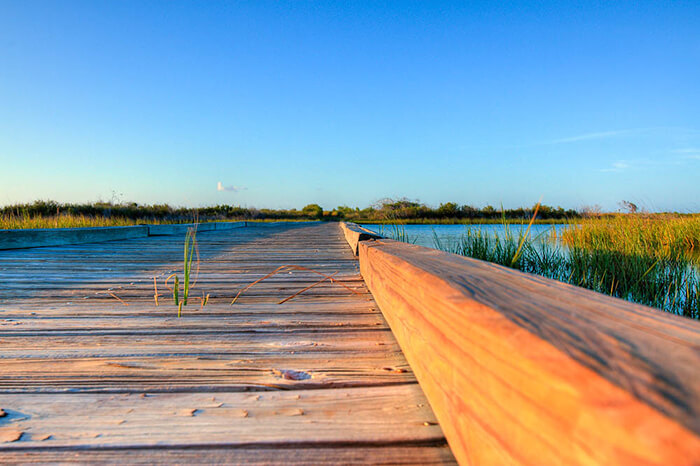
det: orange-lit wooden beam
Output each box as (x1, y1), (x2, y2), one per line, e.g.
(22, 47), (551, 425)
(355, 236), (700, 465)
(340, 222), (382, 255)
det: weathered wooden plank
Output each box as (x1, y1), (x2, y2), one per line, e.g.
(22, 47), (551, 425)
(0, 223), (455, 462)
(0, 385), (442, 448)
(0, 330), (410, 364)
(0, 301), (379, 317)
(340, 222), (382, 255)
(0, 327), (400, 354)
(0, 354), (415, 392)
(0, 221), (246, 250)
(0, 445), (457, 465)
(0, 310), (385, 332)
(215, 220), (247, 230)
(0, 226), (149, 250)
(246, 221), (323, 227)
(0, 220), (287, 253)
(358, 238), (700, 465)
(0, 279), (366, 292)
(146, 222), (216, 236)
(144, 220), (244, 236)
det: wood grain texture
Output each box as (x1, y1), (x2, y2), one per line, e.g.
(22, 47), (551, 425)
(146, 222), (216, 236)
(0, 225), (148, 250)
(214, 220), (246, 230)
(0, 385), (444, 449)
(0, 444), (456, 465)
(340, 222), (383, 255)
(146, 221), (244, 235)
(0, 223), (454, 463)
(0, 222), (246, 250)
(358, 238), (700, 465)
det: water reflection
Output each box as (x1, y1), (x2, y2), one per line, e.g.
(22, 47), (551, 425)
(360, 223), (564, 249)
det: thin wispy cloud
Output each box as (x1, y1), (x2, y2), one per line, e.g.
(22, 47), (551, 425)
(540, 127), (700, 146)
(671, 148), (700, 154)
(599, 153), (697, 172)
(509, 127), (657, 149)
(599, 161), (630, 173)
(547, 128), (652, 145)
(672, 148), (700, 159)
(217, 182), (247, 193)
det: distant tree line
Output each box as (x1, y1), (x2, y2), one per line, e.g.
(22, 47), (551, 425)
(336, 199), (580, 222)
(1, 199), (583, 223)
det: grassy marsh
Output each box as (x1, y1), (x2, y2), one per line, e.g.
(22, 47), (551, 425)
(560, 214), (700, 260)
(420, 216), (700, 319)
(0, 213), (149, 229)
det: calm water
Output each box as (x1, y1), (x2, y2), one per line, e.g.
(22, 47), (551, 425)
(361, 223), (699, 317)
(360, 223), (567, 249)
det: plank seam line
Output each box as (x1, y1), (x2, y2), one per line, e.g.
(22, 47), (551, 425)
(0, 328), (391, 337)
(0, 381), (420, 395)
(0, 438), (449, 452)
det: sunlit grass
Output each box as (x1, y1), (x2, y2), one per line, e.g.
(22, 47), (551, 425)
(560, 214), (700, 260)
(0, 214), (321, 229)
(376, 223), (416, 244)
(165, 227), (201, 317)
(428, 215), (700, 319)
(0, 213), (149, 229)
(182, 227), (196, 307)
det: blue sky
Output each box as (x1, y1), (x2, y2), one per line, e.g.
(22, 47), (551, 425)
(1, 1), (699, 211)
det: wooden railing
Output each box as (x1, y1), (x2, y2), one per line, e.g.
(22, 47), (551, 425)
(0, 221), (324, 250)
(0, 221), (246, 249)
(339, 221), (382, 255)
(340, 222), (700, 465)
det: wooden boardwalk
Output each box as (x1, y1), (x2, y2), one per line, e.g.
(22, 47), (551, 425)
(0, 223), (455, 463)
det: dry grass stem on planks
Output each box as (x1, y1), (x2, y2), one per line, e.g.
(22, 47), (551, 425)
(231, 265), (361, 305)
(198, 292), (210, 310)
(153, 276), (162, 306)
(278, 271), (339, 304)
(101, 291), (129, 306)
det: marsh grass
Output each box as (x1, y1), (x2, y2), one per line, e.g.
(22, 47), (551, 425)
(165, 227), (202, 317)
(377, 223), (416, 243)
(428, 215), (700, 319)
(183, 227), (196, 306)
(0, 213), (316, 230)
(0, 213), (237, 229)
(561, 214), (700, 259)
(375, 214), (417, 244)
(0, 213), (147, 229)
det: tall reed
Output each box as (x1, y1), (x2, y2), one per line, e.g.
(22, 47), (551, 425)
(165, 226), (200, 317)
(427, 217), (699, 319)
(375, 213), (417, 243)
(182, 227), (196, 306)
(561, 214), (700, 260)
(0, 213), (144, 229)
(376, 223), (416, 243)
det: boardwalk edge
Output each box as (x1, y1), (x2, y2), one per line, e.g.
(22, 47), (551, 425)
(340, 222), (700, 465)
(0, 221), (247, 250)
